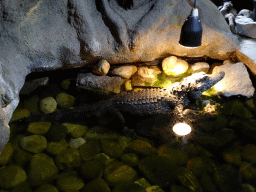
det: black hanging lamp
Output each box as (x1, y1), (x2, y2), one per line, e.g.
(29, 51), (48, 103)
(179, 0), (203, 47)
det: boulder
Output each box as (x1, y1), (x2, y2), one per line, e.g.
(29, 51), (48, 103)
(235, 15), (256, 38)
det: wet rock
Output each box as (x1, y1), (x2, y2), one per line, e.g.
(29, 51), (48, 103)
(11, 181), (33, 192)
(222, 145), (242, 166)
(69, 137), (86, 148)
(171, 185), (189, 192)
(125, 139), (157, 157)
(24, 95), (40, 114)
(46, 139), (69, 156)
(186, 157), (208, 177)
(19, 135), (47, 153)
(230, 119), (256, 141)
(104, 160), (138, 187)
(0, 142), (14, 166)
(200, 171), (217, 192)
(134, 178), (151, 189)
(80, 160), (105, 181)
(92, 59), (111, 76)
(94, 153), (111, 165)
(242, 144), (256, 162)
(112, 182), (146, 192)
(0, 165), (27, 189)
(132, 67), (160, 86)
(121, 153), (139, 167)
(10, 108), (30, 122)
(12, 148), (33, 167)
(27, 153), (59, 187)
(34, 184), (59, 192)
(56, 170), (84, 191)
(84, 126), (120, 139)
(19, 77), (49, 95)
(70, 124), (88, 138)
(56, 92), (75, 109)
(79, 139), (101, 161)
(245, 99), (255, 110)
(40, 97), (57, 114)
(55, 148), (82, 170)
(111, 65), (137, 79)
(82, 179), (110, 192)
(27, 122), (52, 135)
(101, 139), (124, 158)
(213, 60), (255, 97)
(60, 79), (71, 90)
(242, 183), (256, 192)
(162, 56), (189, 76)
(226, 100), (253, 119)
(45, 123), (67, 142)
(239, 161), (256, 181)
(77, 73), (123, 94)
(191, 62), (210, 73)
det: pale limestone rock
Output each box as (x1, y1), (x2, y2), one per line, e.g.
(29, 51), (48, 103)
(162, 56), (189, 76)
(132, 67), (160, 86)
(111, 65), (137, 79)
(213, 61), (255, 97)
(191, 62), (210, 73)
(92, 59), (110, 76)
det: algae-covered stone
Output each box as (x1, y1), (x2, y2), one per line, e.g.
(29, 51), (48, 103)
(46, 139), (69, 155)
(171, 185), (189, 192)
(55, 148), (82, 170)
(56, 170), (84, 191)
(125, 139), (156, 157)
(12, 149), (33, 167)
(242, 183), (256, 192)
(239, 162), (256, 180)
(19, 135), (47, 153)
(146, 185), (165, 192)
(82, 179), (111, 192)
(101, 139), (124, 158)
(11, 181), (33, 192)
(223, 145), (242, 166)
(199, 171), (217, 192)
(79, 140), (101, 161)
(177, 167), (202, 192)
(94, 153), (111, 165)
(10, 109), (30, 122)
(118, 136), (132, 149)
(27, 122), (51, 135)
(112, 182), (146, 192)
(0, 142), (14, 165)
(84, 126), (120, 139)
(40, 97), (57, 114)
(224, 100), (253, 119)
(24, 95), (40, 114)
(45, 123), (67, 142)
(80, 160), (105, 181)
(138, 155), (179, 188)
(56, 92), (75, 109)
(61, 79), (71, 90)
(121, 153), (139, 167)
(34, 184), (59, 192)
(27, 153), (59, 186)
(245, 99), (255, 110)
(69, 137), (86, 148)
(158, 144), (189, 166)
(0, 166), (27, 189)
(70, 124), (88, 138)
(242, 144), (256, 162)
(134, 178), (151, 189)
(104, 160), (138, 187)
(186, 157), (208, 177)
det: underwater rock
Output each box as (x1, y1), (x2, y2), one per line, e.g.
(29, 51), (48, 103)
(242, 144), (256, 162)
(56, 93), (75, 109)
(45, 123), (67, 142)
(239, 162), (256, 181)
(92, 59), (111, 76)
(60, 79), (71, 90)
(24, 95), (40, 115)
(56, 170), (84, 191)
(40, 97), (57, 114)
(111, 65), (137, 79)
(19, 77), (49, 95)
(19, 135), (47, 153)
(121, 153), (139, 167)
(70, 124), (88, 138)
(34, 184), (59, 192)
(0, 142), (14, 166)
(82, 179), (111, 192)
(80, 160), (105, 181)
(46, 139), (69, 156)
(27, 122), (52, 135)
(222, 144), (242, 166)
(69, 137), (86, 148)
(162, 56), (189, 76)
(101, 139), (124, 158)
(10, 108), (30, 122)
(125, 139), (157, 157)
(79, 139), (101, 161)
(55, 148), (82, 170)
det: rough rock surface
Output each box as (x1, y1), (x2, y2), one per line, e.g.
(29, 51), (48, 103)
(213, 60), (255, 97)
(235, 16), (256, 38)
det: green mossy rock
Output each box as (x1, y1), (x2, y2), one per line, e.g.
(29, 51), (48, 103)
(10, 109), (30, 122)
(186, 157), (208, 177)
(170, 185), (189, 192)
(19, 135), (47, 153)
(223, 100), (253, 119)
(0, 142), (14, 166)
(158, 144), (189, 166)
(146, 185), (165, 192)
(46, 139), (69, 155)
(34, 184), (59, 192)
(138, 155), (179, 188)
(84, 126), (120, 139)
(101, 139), (124, 158)
(45, 123), (67, 142)
(24, 95), (40, 114)
(121, 153), (139, 167)
(134, 178), (151, 189)
(242, 144), (256, 162)
(11, 181), (33, 192)
(40, 97), (57, 114)
(223, 145), (242, 166)
(56, 92), (75, 109)
(70, 124), (88, 138)
(0, 166), (27, 189)
(125, 139), (157, 157)
(56, 170), (84, 191)
(27, 122), (51, 135)
(245, 99), (255, 110)
(80, 160), (105, 181)
(27, 153), (59, 186)
(55, 148), (82, 170)
(60, 79), (71, 90)
(199, 171), (217, 192)
(12, 148), (33, 167)
(82, 179), (110, 192)
(79, 140), (101, 161)
(94, 153), (111, 165)
(104, 160), (138, 187)
(239, 162), (256, 181)
(118, 136), (132, 149)
(69, 137), (86, 148)
(112, 182), (146, 192)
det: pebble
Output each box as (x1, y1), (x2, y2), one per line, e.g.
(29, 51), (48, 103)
(55, 148), (82, 170)
(0, 142), (14, 166)
(242, 144), (256, 162)
(101, 139), (124, 158)
(60, 79), (71, 90)
(24, 95), (40, 114)
(83, 179), (110, 192)
(80, 160), (105, 181)
(46, 139), (69, 155)
(56, 170), (84, 191)
(55, 92), (75, 109)
(79, 140), (101, 161)
(69, 137), (86, 148)
(10, 109), (30, 122)
(132, 67), (160, 86)
(70, 124), (88, 138)
(162, 56), (188, 76)
(34, 184), (59, 192)
(19, 135), (47, 153)
(45, 123), (67, 142)
(27, 122), (52, 135)
(92, 59), (111, 76)
(191, 62), (210, 73)
(40, 97), (57, 114)
(121, 153), (139, 167)
(111, 65), (137, 79)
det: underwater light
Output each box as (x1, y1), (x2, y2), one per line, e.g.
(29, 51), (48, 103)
(172, 122), (192, 136)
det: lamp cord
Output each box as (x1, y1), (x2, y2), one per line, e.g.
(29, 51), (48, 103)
(194, 0), (196, 8)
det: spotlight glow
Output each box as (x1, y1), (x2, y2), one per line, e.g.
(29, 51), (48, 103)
(173, 123), (192, 136)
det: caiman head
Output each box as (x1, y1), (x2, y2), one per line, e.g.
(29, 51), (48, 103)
(182, 71), (225, 101)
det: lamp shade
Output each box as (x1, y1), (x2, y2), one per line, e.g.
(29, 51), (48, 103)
(179, 8), (203, 47)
